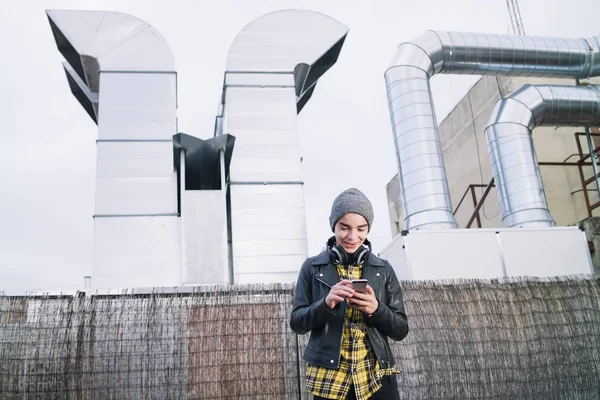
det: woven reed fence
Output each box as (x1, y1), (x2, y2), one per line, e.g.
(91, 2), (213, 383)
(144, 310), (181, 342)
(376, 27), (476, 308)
(1, 277), (599, 399)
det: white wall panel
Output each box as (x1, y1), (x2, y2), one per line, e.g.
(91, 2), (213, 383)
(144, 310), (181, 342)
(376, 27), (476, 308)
(500, 228), (593, 277)
(181, 190), (228, 284)
(232, 143), (301, 159)
(378, 234), (411, 280)
(233, 240), (306, 257)
(228, 116), (298, 131)
(95, 141), (177, 215)
(226, 88), (297, 131)
(226, 86), (302, 182)
(380, 227), (594, 281)
(233, 223), (307, 242)
(236, 271), (299, 285)
(92, 275), (171, 290)
(232, 208), (306, 226)
(227, 102), (297, 118)
(221, 129), (297, 145)
(405, 229), (504, 280)
(226, 87), (293, 103)
(93, 216), (180, 289)
(96, 158), (170, 178)
(95, 177), (177, 215)
(225, 72), (295, 90)
(234, 255), (306, 275)
(230, 159), (302, 181)
(231, 184), (305, 209)
(98, 72), (177, 141)
(96, 142), (174, 177)
(230, 184), (308, 281)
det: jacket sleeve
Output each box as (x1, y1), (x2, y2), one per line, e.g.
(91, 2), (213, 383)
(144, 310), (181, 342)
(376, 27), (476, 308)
(367, 261), (409, 341)
(289, 258), (338, 335)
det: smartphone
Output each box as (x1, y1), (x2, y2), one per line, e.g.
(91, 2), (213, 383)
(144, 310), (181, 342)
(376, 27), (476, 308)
(351, 279), (368, 293)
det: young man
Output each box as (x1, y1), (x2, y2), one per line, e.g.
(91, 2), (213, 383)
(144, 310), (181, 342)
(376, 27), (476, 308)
(290, 188), (409, 400)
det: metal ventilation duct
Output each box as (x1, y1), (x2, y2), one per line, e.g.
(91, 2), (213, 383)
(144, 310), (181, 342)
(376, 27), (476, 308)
(47, 11), (179, 289)
(385, 31), (600, 230)
(486, 84), (600, 227)
(222, 10), (348, 283)
(225, 9), (348, 112)
(47, 10), (175, 123)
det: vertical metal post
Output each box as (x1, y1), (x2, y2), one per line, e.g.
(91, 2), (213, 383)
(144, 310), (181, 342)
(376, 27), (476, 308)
(469, 186), (482, 228)
(221, 150), (235, 285)
(466, 178), (495, 228)
(584, 126), (600, 201)
(575, 132), (593, 217)
(296, 333), (302, 400)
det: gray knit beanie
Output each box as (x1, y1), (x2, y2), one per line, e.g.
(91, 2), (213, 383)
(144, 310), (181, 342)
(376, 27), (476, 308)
(329, 188), (374, 232)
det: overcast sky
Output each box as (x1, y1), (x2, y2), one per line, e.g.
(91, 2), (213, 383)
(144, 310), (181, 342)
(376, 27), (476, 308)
(1, 0), (598, 293)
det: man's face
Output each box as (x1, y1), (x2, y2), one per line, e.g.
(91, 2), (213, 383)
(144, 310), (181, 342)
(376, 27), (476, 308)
(334, 213), (369, 254)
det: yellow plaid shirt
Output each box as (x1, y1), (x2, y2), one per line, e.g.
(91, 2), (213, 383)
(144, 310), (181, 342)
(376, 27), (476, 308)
(306, 263), (399, 400)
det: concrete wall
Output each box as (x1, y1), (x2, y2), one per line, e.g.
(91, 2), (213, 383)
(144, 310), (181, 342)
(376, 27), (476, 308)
(386, 76), (600, 232)
(386, 173), (402, 237)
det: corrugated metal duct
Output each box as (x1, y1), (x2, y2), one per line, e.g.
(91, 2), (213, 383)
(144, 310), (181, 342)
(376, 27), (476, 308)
(385, 31), (600, 230)
(486, 84), (600, 227)
(222, 10), (348, 284)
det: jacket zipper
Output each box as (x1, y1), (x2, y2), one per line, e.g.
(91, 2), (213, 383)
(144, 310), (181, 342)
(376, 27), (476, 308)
(315, 275), (345, 367)
(372, 286), (391, 368)
(315, 276), (331, 288)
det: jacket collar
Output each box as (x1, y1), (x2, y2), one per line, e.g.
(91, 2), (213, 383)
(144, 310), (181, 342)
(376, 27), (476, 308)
(311, 250), (385, 267)
(311, 250), (386, 292)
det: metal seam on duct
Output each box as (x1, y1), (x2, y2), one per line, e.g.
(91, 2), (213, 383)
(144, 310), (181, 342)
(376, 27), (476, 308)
(225, 85), (296, 89)
(484, 95), (541, 130)
(94, 214), (179, 218)
(230, 181), (304, 185)
(99, 71), (176, 74)
(225, 71), (295, 75)
(96, 139), (172, 143)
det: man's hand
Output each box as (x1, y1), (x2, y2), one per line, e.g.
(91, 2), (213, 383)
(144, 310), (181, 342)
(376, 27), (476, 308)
(325, 279), (354, 310)
(348, 285), (378, 316)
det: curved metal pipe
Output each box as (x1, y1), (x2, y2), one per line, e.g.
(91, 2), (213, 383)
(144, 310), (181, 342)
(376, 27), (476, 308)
(46, 10), (175, 123)
(485, 84), (600, 227)
(385, 31), (600, 230)
(226, 9), (348, 112)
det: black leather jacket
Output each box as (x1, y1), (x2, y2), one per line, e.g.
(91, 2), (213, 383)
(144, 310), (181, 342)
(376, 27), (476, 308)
(290, 250), (409, 369)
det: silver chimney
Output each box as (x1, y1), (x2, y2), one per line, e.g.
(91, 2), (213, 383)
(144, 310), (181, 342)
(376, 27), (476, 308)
(486, 84), (600, 227)
(385, 31), (600, 230)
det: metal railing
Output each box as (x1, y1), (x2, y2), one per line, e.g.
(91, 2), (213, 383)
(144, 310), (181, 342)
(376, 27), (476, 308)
(453, 179), (495, 228)
(454, 131), (600, 227)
